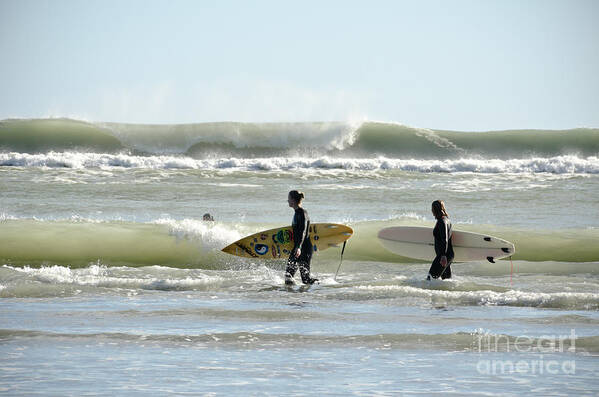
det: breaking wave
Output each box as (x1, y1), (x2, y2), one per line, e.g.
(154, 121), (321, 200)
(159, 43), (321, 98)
(1, 118), (598, 159)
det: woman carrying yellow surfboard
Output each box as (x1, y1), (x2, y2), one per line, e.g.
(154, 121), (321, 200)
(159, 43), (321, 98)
(285, 190), (318, 285)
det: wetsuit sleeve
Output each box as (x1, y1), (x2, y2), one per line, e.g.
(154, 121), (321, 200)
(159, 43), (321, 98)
(293, 209), (307, 250)
(434, 219), (449, 256)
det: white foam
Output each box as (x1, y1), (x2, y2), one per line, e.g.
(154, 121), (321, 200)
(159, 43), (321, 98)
(7, 264), (225, 290)
(354, 285), (599, 309)
(388, 212), (428, 222)
(152, 218), (244, 249)
(0, 212), (18, 221)
(1, 152), (598, 173)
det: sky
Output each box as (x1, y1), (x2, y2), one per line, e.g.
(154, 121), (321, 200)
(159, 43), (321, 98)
(0, 0), (598, 130)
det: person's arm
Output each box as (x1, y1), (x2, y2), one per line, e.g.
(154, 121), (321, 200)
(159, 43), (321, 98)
(434, 220), (443, 256)
(439, 218), (449, 266)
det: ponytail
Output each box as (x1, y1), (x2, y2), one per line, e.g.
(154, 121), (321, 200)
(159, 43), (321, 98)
(288, 190), (305, 203)
(432, 200), (449, 220)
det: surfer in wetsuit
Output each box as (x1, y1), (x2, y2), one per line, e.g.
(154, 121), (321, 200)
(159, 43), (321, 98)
(285, 190), (318, 285)
(427, 200), (454, 280)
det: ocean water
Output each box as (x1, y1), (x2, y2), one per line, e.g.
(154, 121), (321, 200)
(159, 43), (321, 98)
(1, 118), (598, 396)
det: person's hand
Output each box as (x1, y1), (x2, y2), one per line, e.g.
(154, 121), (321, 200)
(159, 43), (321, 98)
(294, 248), (301, 258)
(440, 256), (448, 267)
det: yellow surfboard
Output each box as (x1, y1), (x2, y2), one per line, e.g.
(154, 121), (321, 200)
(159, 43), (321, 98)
(221, 223), (353, 259)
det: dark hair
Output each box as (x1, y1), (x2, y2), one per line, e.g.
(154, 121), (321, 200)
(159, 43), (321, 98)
(288, 190), (305, 203)
(432, 200), (449, 220)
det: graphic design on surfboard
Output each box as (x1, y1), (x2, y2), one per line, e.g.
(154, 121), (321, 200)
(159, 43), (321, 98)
(377, 226), (515, 263)
(222, 223), (353, 259)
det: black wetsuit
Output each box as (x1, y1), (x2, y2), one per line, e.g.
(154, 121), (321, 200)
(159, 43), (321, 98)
(285, 207), (317, 284)
(428, 216), (454, 280)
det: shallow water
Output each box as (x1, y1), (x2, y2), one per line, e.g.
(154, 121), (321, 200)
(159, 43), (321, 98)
(2, 262), (599, 396)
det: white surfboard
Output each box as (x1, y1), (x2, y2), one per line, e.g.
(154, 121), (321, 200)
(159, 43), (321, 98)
(377, 226), (515, 263)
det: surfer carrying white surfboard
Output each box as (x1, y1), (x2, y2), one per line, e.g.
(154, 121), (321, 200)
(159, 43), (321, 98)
(285, 190), (318, 285)
(427, 200), (455, 280)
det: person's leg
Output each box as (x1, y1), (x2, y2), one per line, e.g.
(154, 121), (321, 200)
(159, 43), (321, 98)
(428, 256), (443, 279)
(298, 251), (317, 284)
(285, 258), (298, 284)
(441, 262), (452, 279)
(299, 262), (310, 284)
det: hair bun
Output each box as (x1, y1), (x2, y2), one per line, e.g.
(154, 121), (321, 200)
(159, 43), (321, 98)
(288, 190), (305, 202)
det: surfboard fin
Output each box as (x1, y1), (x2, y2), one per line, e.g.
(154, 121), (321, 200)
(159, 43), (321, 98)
(487, 256), (495, 263)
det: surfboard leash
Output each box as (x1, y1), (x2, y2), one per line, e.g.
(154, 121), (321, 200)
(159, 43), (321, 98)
(333, 240), (347, 281)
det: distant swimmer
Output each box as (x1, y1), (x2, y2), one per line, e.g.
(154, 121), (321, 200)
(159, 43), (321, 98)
(285, 190), (318, 285)
(427, 200), (454, 280)
(203, 213), (214, 221)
